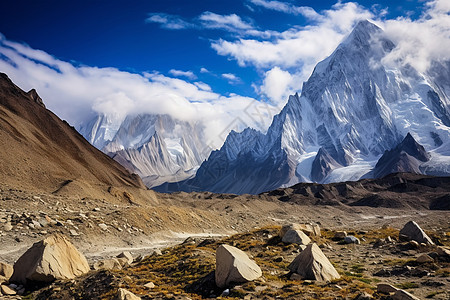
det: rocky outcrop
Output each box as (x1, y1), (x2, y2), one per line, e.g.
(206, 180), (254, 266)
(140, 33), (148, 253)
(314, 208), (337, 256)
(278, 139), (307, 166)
(288, 243), (340, 282)
(215, 244), (262, 288)
(399, 221), (434, 245)
(10, 234), (90, 284)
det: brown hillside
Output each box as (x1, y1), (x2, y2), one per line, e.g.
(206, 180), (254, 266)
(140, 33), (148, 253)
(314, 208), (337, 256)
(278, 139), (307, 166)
(0, 73), (152, 202)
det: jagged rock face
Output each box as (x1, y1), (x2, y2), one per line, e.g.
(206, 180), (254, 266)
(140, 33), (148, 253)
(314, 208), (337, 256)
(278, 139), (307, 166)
(162, 20), (450, 194)
(79, 113), (210, 188)
(373, 133), (431, 178)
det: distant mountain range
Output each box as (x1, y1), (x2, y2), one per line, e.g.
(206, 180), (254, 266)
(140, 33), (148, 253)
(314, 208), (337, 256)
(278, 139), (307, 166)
(78, 113), (211, 188)
(152, 20), (450, 194)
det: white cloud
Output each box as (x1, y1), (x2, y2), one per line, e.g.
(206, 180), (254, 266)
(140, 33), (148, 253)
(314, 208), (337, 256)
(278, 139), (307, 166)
(212, 2), (373, 74)
(0, 35), (280, 149)
(200, 67), (210, 73)
(199, 12), (253, 31)
(146, 13), (194, 30)
(222, 73), (242, 84)
(248, 0), (321, 19)
(381, 0), (450, 73)
(259, 67), (296, 105)
(168, 69), (197, 79)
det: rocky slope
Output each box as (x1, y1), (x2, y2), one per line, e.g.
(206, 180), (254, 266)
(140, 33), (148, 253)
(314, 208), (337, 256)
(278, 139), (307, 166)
(79, 113), (210, 188)
(0, 73), (153, 203)
(160, 20), (450, 194)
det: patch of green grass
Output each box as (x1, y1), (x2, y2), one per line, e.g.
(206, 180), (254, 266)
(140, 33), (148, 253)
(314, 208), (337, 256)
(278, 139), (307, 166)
(396, 282), (419, 289)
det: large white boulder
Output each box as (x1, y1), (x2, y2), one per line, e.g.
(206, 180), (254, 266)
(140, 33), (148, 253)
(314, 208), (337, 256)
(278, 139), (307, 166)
(288, 243), (340, 282)
(215, 244), (262, 288)
(11, 234), (90, 284)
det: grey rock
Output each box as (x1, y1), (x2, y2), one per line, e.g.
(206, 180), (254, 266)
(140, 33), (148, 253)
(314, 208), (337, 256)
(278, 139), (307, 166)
(282, 229), (311, 245)
(344, 236), (360, 244)
(399, 221), (434, 245)
(416, 254), (433, 263)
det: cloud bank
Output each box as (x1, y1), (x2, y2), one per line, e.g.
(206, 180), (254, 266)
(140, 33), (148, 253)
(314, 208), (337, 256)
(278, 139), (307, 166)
(0, 35), (278, 149)
(1, 0), (449, 148)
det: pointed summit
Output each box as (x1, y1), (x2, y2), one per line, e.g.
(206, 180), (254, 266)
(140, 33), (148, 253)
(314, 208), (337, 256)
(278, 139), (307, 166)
(373, 133), (431, 178)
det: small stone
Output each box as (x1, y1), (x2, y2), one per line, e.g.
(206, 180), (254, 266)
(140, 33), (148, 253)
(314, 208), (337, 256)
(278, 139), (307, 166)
(117, 251), (133, 265)
(69, 229), (79, 236)
(221, 289), (230, 296)
(274, 256), (283, 262)
(98, 223), (108, 231)
(93, 208), (100, 212)
(344, 236), (360, 244)
(333, 231), (347, 240)
(32, 220), (42, 228)
(152, 249), (162, 256)
(144, 282), (155, 289)
(355, 292), (373, 300)
(1, 285), (16, 295)
(3, 222), (12, 232)
(416, 254), (433, 263)
(0, 262), (13, 280)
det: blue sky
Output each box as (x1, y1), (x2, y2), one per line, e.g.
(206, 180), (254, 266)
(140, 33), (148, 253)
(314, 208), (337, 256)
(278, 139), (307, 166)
(0, 0), (449, 148)
(0, 0), (426, 97)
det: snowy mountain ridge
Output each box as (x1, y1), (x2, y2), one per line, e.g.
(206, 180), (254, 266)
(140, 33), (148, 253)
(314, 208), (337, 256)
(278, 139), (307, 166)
(156, 20), (450, 194)
(78, 113), (211, 187)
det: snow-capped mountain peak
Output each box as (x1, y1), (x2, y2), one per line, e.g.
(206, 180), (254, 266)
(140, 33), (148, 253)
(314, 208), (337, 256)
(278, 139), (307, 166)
(156, 20), (450, 194)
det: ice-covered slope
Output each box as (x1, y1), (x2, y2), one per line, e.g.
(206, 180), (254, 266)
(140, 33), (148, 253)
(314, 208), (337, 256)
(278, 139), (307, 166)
(79, 114), (210, 187)
(157, 20), (450, 194)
